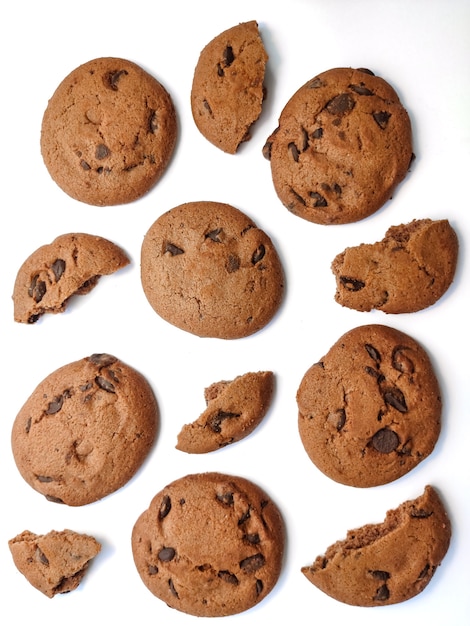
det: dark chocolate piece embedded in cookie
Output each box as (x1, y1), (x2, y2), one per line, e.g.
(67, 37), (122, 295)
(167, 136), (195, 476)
(263, 67), (413, 224)
(332, 218), (459, 313)
(176, 371), (274, 453)
(140, 201), (284, 339)
(9, 529), (101, 597)
(11, 354), (158, 506)
(297, 324), (441, 487)
(131, 472), (285, 617)
(301, 486), (451, 606)
(191, 21), (268, 153)
(13, 233), (129, 323)
(41, 57), (177, 206)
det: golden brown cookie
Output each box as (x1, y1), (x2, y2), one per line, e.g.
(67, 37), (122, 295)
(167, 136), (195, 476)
(263, 67), (413, 224)
(191, 21), (268, 153)
(131, 472), (285, 617)
(176, 371), (274, 453)
(297, 324), (441, 487)
(13, 233), (129, 323)
(301, 486), (451, 606)
(332, 218), (459, 313)
(41, 57), (177, 206)
(140, 201), (284, 339)
(9, 529), (101, 597)
(11, 353), (158, 506)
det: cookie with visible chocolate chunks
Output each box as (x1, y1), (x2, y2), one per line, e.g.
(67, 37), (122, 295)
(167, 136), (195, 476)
(41, 57), (177, 206)
(263, 67), (413, 224)
(131, 472), (285, 617)
(140, 201), (284, 339)
(301, 486), (451, 606)
(332, 218), (459, 313)
(11, 353), (158, 506)
(297, 324), (441, 487)
(176, 371), (274, 453)
(13, 233), (129, 324)
(9, 529), (101, 597)
(191, 21), (268, 153)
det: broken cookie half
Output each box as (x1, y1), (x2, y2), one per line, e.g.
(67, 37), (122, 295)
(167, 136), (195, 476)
(176, 371), (274, 453)
(9, 529), (101, 597)
(13, 232), (129, 323)
(301, 486), (451, 606)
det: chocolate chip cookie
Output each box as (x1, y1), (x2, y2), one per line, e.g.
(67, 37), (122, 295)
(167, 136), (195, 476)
(11, 353), (158, 506)
(131, 472), (285, 617)
(9, 529), (101, 597)
(332, 218), (459, 313)
(301, 486), (451, 606)
(140, 201), (284, 339)
(13, 233), (130, 324)
(41, 57), (177, 206)
(176, 371), (274, 453)
(191, 21), (268, 153)
(297, 324), (441, 487)
(263, 67), (413, 224)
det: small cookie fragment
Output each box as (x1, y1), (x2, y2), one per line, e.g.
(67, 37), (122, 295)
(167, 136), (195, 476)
(332, 218), (459, 313)
(41, 57), (177, 206)
(11, 353), (158, 506)
(13, 233), (130, 323)
(301, 486), (451, 606)
(191, 21), (268, 153)
(132, 472), (285, 617)
(140, 201), (284, 339)
(9, 529), (101, 597)
(176, 371), (274, 453)
(297, 324), (441, 487)
(264, 67), (413, 224)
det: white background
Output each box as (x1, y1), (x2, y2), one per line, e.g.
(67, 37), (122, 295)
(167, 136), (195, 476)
(1, 1), (469, 624)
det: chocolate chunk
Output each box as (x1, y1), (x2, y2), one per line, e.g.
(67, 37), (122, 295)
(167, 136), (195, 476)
(218, 570), (239, 585)
(51, 259), (66, 281)
(392, 346), (415, 374)
(205, 228), (223, 242)
(95, 376), (116, 393)
(340, 276), (365, 291)
(373, 111), (391, 129)
(46, 395), (64, 414)
(209, 410), (241, 433)
(95, 144), (109, 159)
(223, 45), (235, 67)
(365, 344), (381, 363)
(326, 93), (355, 116)
(349, 83), (374, 96)
(216, 492), (234, 506)
(165, 242), (184, 256)
(159, 495), (172, 519)
(105, 69), (128, 90)
(226, 254), (241, 273)
(309, 192), (328, 208)
(29, 275), (47, 303)
(383, 388), (408, 413)
(240, 553), (265, 572)
(158, 547), (176, 562)
(373, 584), (390, 601)
(371, 428), (400, 453)
(252, 244), (266, 265)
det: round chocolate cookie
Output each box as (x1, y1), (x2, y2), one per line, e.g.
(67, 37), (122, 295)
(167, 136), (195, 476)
(332, 218), (459, 313)
(11, 354), (158, 506)
(191, 21), (268, 153)
(263, 67), (413, 224)
(41, 57), (177, 206)
(13, 232), (130, 324)
(131, 472), (285, 617)
(301, 485), (451, 606)
(297, 324), (441, 487)
(140, 201), (284, 339)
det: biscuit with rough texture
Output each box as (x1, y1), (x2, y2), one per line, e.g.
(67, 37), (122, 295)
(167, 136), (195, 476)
(191, 21), (268, 153)
(140, 201), (284, 339)
(9, 529), (101, 597)
(41, 57), (177, 206)
(301, 486), (451, 606)
(263, 67), (413, 224)
(176, 371), (274, 453)
(13, 233), (129, 323)
(332, 218), (459, 313)
(131, 472), (285, 617)
(11, 353), (158, 506)
(297, 324), (441, 487)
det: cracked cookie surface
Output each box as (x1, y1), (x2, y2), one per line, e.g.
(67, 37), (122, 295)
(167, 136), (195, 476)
(297, 324), (441, 487)
(131, 472), (285, 617)
(301, 486), (451, 606)
(263, 67), (413, 224)
(332, 218), (459, 313)
(140, 201), (284, 339)
(11, 353), (158, 506)
(176, 371), (274, 453)
(13, 233), (129, 323)
(9, 529), (101, 597)
(41, 57), (177, 206)
(191, 21), (268, 153)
